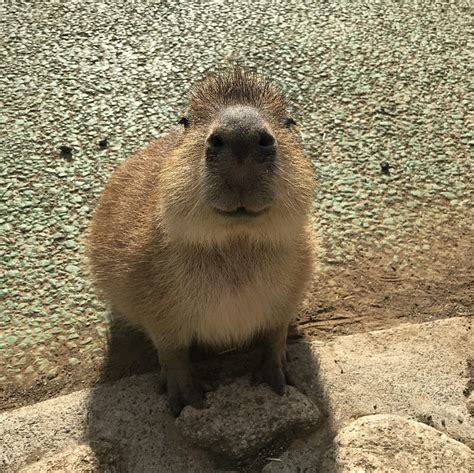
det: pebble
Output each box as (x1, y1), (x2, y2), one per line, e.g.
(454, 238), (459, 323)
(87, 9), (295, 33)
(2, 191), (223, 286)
(64, 240), (77, 249)
(68, 357), (81, 366)
(65, 264), (80, 274)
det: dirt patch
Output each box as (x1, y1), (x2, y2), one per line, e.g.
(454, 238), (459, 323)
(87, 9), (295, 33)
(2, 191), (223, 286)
(298, 237), (474, 342)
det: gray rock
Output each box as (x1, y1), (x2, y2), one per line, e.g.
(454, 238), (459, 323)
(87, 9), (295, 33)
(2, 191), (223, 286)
(64, 264), (80, 274)
(19, 442), (120, 473)
(0, 375), (214, 472)
(290, 317), (474, 447)
(176, 379), (320, 460)
(2, 318), (472, 470)
(321, 415), (474, 472)
(265, 317), (474, 471)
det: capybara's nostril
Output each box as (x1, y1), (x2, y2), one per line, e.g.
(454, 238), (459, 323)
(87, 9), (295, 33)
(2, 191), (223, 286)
(207, 133), (224, 149)
(259, 131), (276, 148)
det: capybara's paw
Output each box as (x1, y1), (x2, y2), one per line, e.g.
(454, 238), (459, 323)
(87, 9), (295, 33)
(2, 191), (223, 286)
(252, 356), (290, 396)
(159, 370), (205, 417)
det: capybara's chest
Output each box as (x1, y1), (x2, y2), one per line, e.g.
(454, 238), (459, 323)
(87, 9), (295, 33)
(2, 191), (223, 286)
(164, 246), (295, 346)
(191, 278), (284, 346)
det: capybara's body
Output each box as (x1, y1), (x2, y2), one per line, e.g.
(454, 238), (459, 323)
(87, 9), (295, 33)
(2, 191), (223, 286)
(85, 69), (316, 415)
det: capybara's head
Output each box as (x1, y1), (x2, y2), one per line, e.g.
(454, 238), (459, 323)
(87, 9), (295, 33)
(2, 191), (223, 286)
(159, 68), (315, 246)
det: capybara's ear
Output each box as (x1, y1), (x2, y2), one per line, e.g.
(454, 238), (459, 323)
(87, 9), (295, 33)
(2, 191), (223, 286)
(178, 116), (190, 128)
(283, 117), (297, 128)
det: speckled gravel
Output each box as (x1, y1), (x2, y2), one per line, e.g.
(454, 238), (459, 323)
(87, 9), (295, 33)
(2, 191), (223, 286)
(1, 1), (472, 386)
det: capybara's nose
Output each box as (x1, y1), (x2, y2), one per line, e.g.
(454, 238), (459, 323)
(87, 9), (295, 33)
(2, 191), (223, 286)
(206, 106), (277, 164)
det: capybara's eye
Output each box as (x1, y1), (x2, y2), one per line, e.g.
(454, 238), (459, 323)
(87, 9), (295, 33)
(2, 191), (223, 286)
(207, 134), (224, 148)
(259, 131), (276, 147)
(283, 117), (297, 128)
(178, 116), (190, 128)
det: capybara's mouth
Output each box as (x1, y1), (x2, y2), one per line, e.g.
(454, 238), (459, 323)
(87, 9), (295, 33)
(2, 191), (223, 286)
(213, 206), (268, 218)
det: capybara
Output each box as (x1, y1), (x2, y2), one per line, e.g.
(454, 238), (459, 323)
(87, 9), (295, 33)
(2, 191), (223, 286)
(85, 68), (316, 415)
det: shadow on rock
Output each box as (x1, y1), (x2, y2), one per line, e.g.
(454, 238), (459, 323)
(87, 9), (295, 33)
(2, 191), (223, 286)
(84, 313), (215, 471)
(83, 314), (157, 471)
(85, 315), (333, 472)
(256, 327), (338, 473)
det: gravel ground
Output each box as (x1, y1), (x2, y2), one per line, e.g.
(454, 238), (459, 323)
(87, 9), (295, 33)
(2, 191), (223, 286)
(1, 1), (473, 394)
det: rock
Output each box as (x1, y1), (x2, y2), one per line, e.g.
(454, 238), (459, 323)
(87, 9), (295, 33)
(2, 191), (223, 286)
(64, 264), (79, 274)
(0, 375), (213, 472)
(19, 442), (120, 472)
(176, 380), (320, 460)
(320, 415), (474, 472)
(68, 357), (80, 366)
(2, 319), (472, 470)
(289, 317), (474, 447)
(64, 239), (77, 249)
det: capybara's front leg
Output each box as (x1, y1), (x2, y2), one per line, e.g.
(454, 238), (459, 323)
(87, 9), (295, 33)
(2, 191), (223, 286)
(157, 346), (205, 417)
(253, 324), (292, 395)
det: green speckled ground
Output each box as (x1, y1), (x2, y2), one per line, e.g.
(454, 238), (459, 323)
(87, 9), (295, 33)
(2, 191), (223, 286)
(1, 0), (473, 406)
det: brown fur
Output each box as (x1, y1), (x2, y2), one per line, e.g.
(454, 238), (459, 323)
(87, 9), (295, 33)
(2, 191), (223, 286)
(85, 69), (316, 408)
